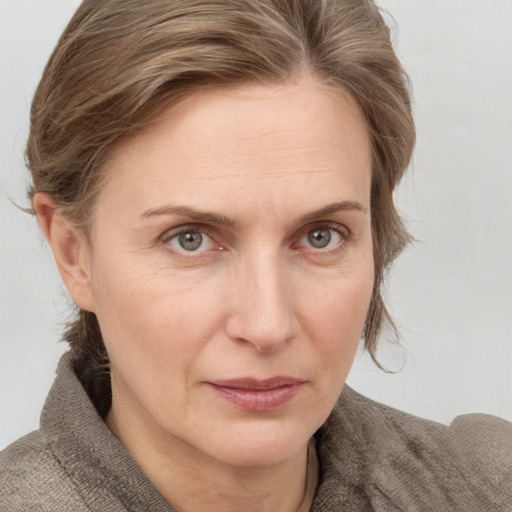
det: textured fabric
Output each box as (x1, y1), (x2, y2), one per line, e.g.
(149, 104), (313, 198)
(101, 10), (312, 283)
(1, 354), (511, 511)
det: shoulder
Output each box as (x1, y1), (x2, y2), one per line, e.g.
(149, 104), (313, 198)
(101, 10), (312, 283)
(319, 386), (512, 511)
(343, 386), (512, 456)
(347, 387), (512, 470)
(0, 430), (88, 512)
(447, 413), (512, 488)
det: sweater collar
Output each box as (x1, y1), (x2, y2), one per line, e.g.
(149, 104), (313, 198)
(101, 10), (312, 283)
(41, 354), (176, 511)
(313, 385), (482, 512)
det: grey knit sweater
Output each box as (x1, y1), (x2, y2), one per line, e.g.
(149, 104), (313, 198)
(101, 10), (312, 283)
(1, 355), (511, 511)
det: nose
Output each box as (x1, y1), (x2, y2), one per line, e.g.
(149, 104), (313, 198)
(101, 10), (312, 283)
(225, 251), (298, 352)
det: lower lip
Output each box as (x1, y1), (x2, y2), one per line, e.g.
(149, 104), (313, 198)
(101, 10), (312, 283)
(207, 383), (303, 411)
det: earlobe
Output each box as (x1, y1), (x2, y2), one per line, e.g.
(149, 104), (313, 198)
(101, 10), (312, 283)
(33, 193), (96, 313)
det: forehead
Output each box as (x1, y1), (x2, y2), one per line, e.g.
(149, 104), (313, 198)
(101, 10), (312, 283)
(99, 78), (372, 220)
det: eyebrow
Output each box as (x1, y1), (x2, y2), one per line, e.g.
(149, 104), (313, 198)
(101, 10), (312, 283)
(140, 200), (367, 227)
(140, 205), (236, 227)
(298, 201), (368, 223)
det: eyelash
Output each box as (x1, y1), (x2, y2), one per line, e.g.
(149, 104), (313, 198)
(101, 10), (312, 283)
(159, 222), (350, 256)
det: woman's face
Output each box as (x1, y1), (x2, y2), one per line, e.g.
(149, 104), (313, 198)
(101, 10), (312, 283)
(81, 78), (374, 467)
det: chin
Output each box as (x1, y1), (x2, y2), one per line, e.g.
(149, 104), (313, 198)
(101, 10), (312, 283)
(202, 418), (315, 468)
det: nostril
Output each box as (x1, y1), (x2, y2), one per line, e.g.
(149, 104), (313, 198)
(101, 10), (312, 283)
(226, 309), (297, 353)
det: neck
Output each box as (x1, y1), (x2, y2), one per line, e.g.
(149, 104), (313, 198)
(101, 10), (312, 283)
(106, 400), (314, 512)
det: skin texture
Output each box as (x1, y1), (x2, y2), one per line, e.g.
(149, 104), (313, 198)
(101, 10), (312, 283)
(34, 77), (374, 512)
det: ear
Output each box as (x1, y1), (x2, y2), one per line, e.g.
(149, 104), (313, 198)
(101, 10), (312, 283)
(33, 193), (96, 313)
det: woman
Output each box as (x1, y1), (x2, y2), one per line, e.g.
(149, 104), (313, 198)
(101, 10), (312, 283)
(1, 0), (511, 510)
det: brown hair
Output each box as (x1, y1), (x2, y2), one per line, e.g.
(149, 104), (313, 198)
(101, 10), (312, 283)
(27, 0), (414, 415)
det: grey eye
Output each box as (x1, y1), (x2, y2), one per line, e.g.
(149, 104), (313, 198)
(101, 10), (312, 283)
(302, 226), (344, 250)
(166, 228), (215, 253)
(307, 228), (332, 248)
(177, 232), (204, 251)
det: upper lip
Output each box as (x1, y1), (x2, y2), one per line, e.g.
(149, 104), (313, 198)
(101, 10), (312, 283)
(207, 377), (304, 390)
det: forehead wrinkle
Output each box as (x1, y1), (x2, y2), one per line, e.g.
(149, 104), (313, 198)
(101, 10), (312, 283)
(186, 162), (369, 183)
(189, 170), (346, 182)
(166, 148), (363, 182)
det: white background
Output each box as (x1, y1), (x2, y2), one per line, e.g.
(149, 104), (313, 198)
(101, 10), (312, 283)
(1, 0), (511, 449)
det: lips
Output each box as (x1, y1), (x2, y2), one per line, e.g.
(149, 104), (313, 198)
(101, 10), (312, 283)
(206, 377), (304, 411)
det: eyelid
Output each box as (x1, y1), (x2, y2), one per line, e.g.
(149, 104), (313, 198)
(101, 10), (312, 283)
(161, 222), (208, 237)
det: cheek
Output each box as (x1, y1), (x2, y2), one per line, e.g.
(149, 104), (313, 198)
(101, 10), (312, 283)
(88, 253), (223, 366)
(300, 260), (374, 369)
